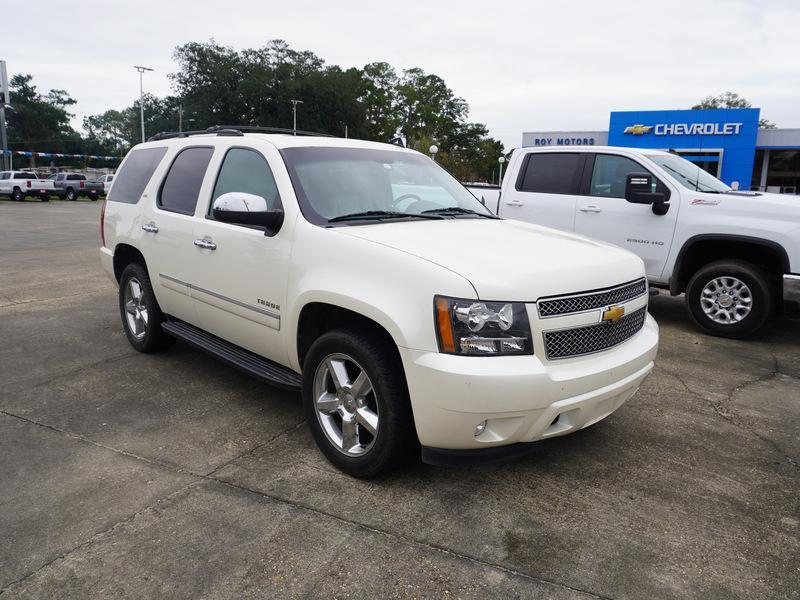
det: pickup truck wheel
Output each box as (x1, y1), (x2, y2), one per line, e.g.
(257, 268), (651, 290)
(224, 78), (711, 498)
(302, 328), (415, 478)
(685, 260), (774, 338)
(12, 187), (23, 202)
(66, 188), (77, 201)
(118, 263), (174, 353)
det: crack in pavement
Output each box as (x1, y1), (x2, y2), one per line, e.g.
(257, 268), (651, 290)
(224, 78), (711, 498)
(655, 358), (799, 470)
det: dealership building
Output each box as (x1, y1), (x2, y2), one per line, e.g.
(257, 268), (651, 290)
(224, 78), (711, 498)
(522, 108), (800, 194)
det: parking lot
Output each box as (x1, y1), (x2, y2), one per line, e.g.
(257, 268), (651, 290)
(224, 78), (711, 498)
(0, 199), (798, 599)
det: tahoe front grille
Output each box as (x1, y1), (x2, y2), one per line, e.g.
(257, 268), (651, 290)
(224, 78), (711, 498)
(537, 278), (647, 318)
(543, 306), (647, 359)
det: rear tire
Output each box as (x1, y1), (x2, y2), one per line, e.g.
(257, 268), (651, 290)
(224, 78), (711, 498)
(685, 260), (774, 338)
(118, 263), (175, 353)
(66, 188), (77, 201)
(302, 327), (416, 478)
(12, 187), (23, 202)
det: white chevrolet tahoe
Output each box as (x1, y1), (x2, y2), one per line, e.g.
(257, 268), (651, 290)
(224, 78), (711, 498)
(498, 147), (800, 338)
(100, 127), (658, 477)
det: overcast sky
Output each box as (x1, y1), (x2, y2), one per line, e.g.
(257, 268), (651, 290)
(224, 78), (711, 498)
(3, 0), (799, 148)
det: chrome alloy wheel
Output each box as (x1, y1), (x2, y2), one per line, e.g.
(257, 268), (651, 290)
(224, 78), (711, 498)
(123, 277), (149, 340)
(700, 276), (753, 324)
(313, 353), (379, 457)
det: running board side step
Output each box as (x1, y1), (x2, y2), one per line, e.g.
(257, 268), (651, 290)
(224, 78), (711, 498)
(161, 319), (302, 391)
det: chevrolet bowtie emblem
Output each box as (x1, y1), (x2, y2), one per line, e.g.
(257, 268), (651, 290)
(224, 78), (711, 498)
(623, 124), (653, 135)
(602, 305), (625, 324)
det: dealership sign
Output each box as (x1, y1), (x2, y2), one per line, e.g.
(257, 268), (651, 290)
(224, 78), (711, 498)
(624, 122), (743, 136)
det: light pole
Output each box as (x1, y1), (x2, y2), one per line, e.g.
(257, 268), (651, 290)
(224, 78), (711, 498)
(134, 66), (153, 143)
(429, 144), (439, 161)
(177, 105), (196, 133)
(498, 156), (506, 184)
(290, 100), (304, 135)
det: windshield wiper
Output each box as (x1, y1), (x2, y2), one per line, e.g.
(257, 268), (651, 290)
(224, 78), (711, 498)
(328, 210), (443, 223)
(422, 207), (500, 219)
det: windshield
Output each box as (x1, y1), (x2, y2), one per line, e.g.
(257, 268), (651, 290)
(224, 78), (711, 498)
(281, 147), (492, 225)
(646, 154), (730, 193)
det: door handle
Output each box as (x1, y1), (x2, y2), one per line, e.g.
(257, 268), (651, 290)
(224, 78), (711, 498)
(141, 221), (159, 233)
(504, 200), (524, 206)
(579, 205), (602, 213)
(193, 237), (217, 250)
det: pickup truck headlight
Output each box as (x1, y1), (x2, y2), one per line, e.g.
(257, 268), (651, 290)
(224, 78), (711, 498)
(434, 296), (533, 355)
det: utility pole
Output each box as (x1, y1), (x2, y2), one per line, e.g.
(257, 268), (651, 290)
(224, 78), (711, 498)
(134, 66), (153, 143)
(290, 99), (303, 135)
(178, 104), (184, 133)
(0, 60), (9, 171)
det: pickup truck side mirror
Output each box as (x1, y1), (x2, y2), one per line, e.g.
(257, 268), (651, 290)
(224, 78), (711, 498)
(625, 172), (670, 215)
(212, 192), (284, 235)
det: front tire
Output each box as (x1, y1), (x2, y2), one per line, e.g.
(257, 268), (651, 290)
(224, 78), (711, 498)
(302, 328), (416, 478)
(685, 260), (774, 338)
(118, 263), (174, 353)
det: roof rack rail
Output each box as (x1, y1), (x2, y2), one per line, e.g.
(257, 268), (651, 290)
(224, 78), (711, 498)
(148, 125), (334, 142)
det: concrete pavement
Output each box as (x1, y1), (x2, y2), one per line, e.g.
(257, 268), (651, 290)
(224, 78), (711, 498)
(1, 200), (798, 599)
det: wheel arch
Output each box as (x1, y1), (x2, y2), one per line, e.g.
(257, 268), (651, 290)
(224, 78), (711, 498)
(112, 243), (148, 282)
(294, 300), (404, 371)
(670, 234), (789, 295)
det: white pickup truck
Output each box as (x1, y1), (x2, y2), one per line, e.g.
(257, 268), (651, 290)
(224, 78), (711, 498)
(100, 128), (658, 477)
(497, 146), (800, 338)
(0, 171), (54, 201)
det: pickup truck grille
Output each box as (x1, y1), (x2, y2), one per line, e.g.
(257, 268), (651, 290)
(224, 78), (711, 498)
(537, 278), (647, 318)
(543, 306), (647, 359)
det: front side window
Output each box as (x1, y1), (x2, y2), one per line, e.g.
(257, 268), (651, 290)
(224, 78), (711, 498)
(646, 153), (729, 193)
(517, 153), (582, 194)
(212, 148), (280, 211)
(589, 154), (666, 198)
(107, 147), (167, 205)
(281, 147), (492, 225)
(0, 173), (9, 180)
(158, 147), (214, 214)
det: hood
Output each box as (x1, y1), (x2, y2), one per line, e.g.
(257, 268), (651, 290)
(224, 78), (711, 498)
(700, 190), (800, 219)
(336, 218), (645, 300)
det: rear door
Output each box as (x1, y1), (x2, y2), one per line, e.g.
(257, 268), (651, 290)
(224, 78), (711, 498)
(142, 145), (215, 324)
(190, 144), (291, 363)
(501, 151), (585, 232)
(573, 152), (680, 278)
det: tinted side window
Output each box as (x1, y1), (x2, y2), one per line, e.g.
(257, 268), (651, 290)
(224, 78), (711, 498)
(107, 147), (168, 204)
(19, 173), (37, 180)
(211, 148), (280, 211)
(159, 147), (214, 214)
(67, 174), (85, 181)
(517, 153), (582, 194)
(589, 154), (667, 199)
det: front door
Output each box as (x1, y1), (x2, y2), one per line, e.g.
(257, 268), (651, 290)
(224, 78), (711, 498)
(190, 145), (292, 364)
(573, 152), (680, 279)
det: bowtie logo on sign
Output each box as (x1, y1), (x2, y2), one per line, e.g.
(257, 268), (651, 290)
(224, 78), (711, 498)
(624, 122), (743, 136)
(623, 124), (653, 135)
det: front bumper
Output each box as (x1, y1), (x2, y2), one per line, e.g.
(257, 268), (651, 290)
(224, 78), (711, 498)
(784, 274), (800, 312)
(401, 314), (658, 452)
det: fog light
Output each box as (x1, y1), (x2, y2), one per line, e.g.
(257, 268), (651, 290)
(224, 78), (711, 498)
(474, 420), (487, 437)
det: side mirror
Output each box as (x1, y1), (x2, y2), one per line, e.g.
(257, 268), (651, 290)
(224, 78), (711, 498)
(212, 192), (284, 234)
(624, 173), (670, 215)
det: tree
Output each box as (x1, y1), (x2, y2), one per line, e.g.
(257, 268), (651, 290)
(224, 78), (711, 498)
(691, 92), (775, 129)
(5, 74), (81, 162)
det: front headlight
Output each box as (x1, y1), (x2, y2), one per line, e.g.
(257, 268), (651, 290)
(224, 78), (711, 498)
(434, 296), (533, 356)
